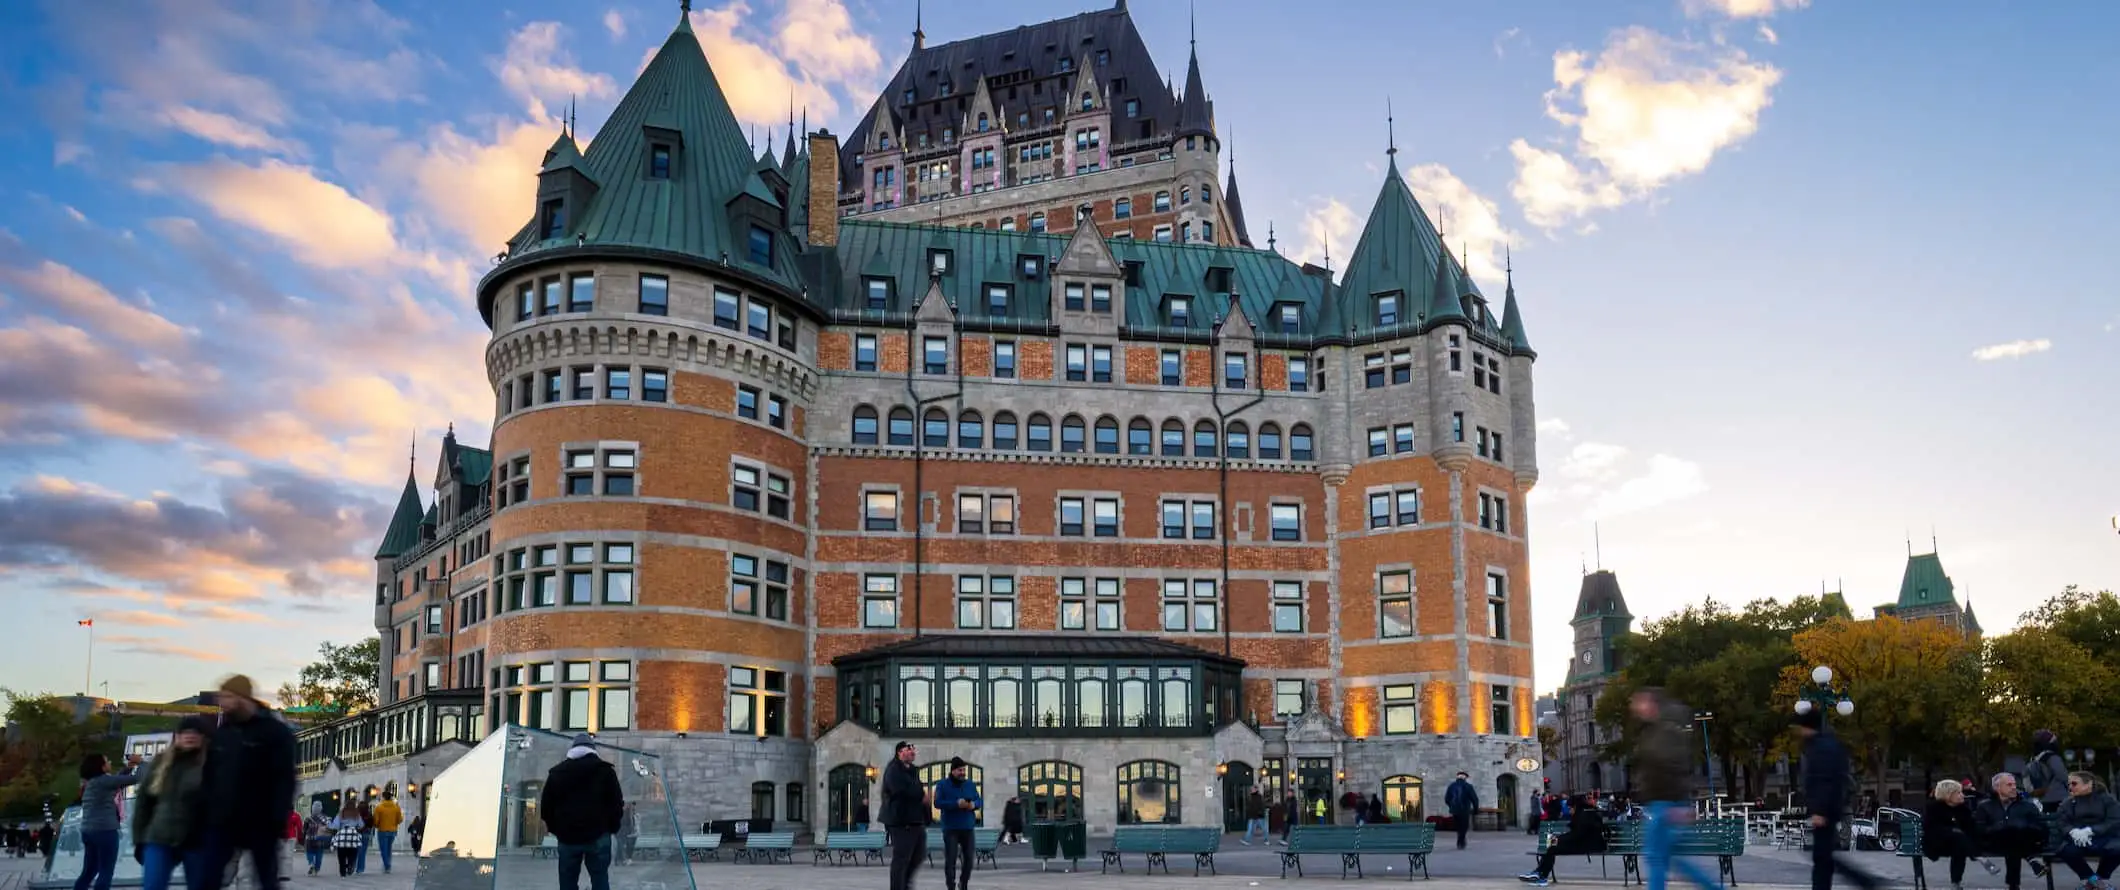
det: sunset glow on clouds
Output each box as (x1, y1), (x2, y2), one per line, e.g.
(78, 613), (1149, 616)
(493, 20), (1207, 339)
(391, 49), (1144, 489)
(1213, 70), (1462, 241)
(1, 0), (2113, 700)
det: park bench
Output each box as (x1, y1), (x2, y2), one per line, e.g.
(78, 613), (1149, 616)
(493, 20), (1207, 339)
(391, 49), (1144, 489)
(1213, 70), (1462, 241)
(733, 831), (794, 864)
(678, 833), (722, 861)
(535, 836), (558, 859)
(813, 830), (885, 866)
(1530, 820), (1630, 881)
(630, 834), (673, 861)
(1894, 817), (1930, 890)
(1098, 825), (1222, 876)
(1667, 816), (1746, 886)
(1278, 822), (1435, 880)
(2039, 812), (2112, 890)
(922, 828), (1002, 869)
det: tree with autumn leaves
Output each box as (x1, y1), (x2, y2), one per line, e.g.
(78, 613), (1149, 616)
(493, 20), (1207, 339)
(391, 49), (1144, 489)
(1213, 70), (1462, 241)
(1592, 586), (2120, 800)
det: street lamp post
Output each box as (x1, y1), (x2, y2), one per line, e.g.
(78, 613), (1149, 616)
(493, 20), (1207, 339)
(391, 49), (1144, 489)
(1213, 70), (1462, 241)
(1694, 712), (1716, 803)
(1793, 665), (1855, 727)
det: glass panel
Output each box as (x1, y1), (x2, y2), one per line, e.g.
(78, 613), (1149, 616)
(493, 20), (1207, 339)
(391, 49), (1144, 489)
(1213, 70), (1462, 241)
(408, 726), (694, 890)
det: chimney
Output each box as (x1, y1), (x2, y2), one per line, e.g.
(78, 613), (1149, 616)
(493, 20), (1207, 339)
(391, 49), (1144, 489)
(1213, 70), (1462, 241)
(807, 130), (841, 248)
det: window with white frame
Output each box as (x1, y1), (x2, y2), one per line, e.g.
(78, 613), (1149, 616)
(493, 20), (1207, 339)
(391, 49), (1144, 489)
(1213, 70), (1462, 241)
(1382, 684), (1417, 734)
(1272, 581), (1303, 632)
(955, 575), (1017, 629)
(1160, 579), (1217, 631)
(1378, 570), (1413, 638)
(1269, 504), (1301, 541)
(1274, 679), (1307, 717)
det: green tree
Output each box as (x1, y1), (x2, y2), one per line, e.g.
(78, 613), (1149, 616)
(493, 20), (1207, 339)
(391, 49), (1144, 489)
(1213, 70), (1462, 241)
(1784, 616), (1981, 802)
(0, 691), (95, 818)
(284, 639), (381, 719)
(1955, 627), (2116, 767)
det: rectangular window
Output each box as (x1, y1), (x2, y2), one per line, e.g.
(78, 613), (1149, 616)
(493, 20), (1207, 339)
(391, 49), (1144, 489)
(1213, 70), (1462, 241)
(1368, 427), (1388, 457)
(1393, 424), (1415, 454)
(1383, 684), (1417, 735)
(1288, 357), (1309, 392)
(542, 278), (562, 315)
(1090, 285), (1112, 312)
(736, 386), (760, 420)
(1375, 293), (1399, 326)
(1065, 344), (1087, 381)
(1368, 492), (1391, 530)
(649, 144), (671, 179)
(1091, 498), (1119, 537)
(1272, 581), (1303, 633)
(1452, 412), (1465, 442)
(1487, 572), (1508, 640)
(1491, 685), (1514, 736)
(1167, 297), (1190, 327)
(1365, 353), (1386, 389)
(1064, 283), (1085, 312)
(1492, 432), (1506, 463)
(1274, 679), (1306, 717)
(955, 575), (1017, 630)
(1161, 579), (1218, 632)
(957, 493), (984, 534)
(987, 285), (1010, 316)
(1091, 346), (1112, 383)
(1059, 578), (1087, 631)
(862, 575), (898, 628)
(767, 394), (786, 430)
(714, 289), (742, 331)
(923, 337), (948, 375)
(1379, 571), (1413, 638)
(605, 368), (631, 400)
(746, 299), (771, 341)
(730, 554), (759, 615)
(1223, 352), (1247, 389)
(1391, 349), (1412, 385)
(1269, 504), (1301, 541)
(1095, 578), (1121, 630)
(747, 225), (773, 267)
(1160, 350), (1181, 386)
(865, 279), (889, 312)
(863, 491), (900, 531)
(1058, 497), (1085, 536)
(1396, 490), (1420, 526)
(568, 274), (595, 312)
(855, 334), (878, 372)
(641, 369), (668, 403)
(571, 367), (595, 399)
(992, 341), (1016, 378)
(638, 275), (668, 315)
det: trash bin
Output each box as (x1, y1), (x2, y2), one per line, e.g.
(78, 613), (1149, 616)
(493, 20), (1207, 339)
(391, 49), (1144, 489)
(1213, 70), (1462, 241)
(1027, 822), (1058, 860)
(1057, 821), (1087, 862)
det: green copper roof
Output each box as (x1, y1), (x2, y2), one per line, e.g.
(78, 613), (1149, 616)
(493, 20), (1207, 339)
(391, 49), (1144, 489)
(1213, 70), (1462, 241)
(1895, 552), (1958, 609)
(455, 445), (493, 487)
(539, 132), (585, 174)
(1338, 158), (1453, 330)
(507, 11), (802, 289)
(1499, 267), (1532, 356)
(374, 474), (426, 560)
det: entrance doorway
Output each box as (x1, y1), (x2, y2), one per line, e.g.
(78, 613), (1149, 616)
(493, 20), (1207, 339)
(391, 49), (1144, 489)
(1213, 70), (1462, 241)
(826, 763), (870, 831)
(1296, 758), (1335, 825)
(1497, 774), (1520, 829)
(1382, 775), (1425, 822)
(1220, 761), (1254, 831)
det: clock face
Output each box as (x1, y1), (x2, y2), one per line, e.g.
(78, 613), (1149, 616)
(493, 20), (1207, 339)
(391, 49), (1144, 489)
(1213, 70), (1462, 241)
(1581, 650), (1594, 664)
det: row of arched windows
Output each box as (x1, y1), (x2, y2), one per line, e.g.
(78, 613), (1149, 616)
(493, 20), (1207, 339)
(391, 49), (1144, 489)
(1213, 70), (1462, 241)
(851, 406), (1315, 461)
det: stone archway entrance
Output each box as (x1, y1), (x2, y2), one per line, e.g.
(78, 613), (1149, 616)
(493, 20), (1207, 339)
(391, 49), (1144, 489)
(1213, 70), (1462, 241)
(1220, 761), (1254, 831)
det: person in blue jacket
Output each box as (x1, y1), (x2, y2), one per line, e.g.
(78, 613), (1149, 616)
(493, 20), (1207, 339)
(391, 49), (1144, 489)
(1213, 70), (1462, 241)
(933, 758), (983, 890)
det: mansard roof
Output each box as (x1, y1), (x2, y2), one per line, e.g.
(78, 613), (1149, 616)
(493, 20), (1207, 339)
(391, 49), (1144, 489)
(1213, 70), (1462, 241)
(1896, 551), (1959, 610)
(1572, 569), (1632, 623)
(839, 3), (1181, 189)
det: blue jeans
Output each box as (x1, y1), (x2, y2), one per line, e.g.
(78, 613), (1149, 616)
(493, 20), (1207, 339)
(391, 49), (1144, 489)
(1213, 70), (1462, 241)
(306, 845), (325, 873)
(557, 834), (612, 890)
(141, 843), (213, 890)
(1643, 802), (1723, 890)
(1244, 817), (1266, 843)
(376, 832), (396, 872)
(355, 830), (371, 873)
(72, 829), (119, 890)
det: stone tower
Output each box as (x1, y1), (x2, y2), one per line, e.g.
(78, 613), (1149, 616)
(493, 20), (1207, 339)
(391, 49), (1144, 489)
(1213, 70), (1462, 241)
(1560, 569), (1632, 793)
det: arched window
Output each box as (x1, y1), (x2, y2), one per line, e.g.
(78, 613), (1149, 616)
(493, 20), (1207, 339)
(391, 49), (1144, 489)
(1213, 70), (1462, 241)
(919, 761), (986, 823)
(1093, 416), (1120, 454)
(924, 409), (949, 448)
(1060, 414), (1087, 453)
(1027, 413), (1054, 452)
(958, 410), (984, 449)
(1075, 669), (1107, 727)
(1127, 418), (1152, 455)
(1226, 421), (1250, 459)
(1200, 183), (1213, 206)
(1181, 186), (1192, 204)
(1192, 420), (1218, 458)
(1290, 424), (1315, 462)
(888, 407), (915, 446)
(1081, 91), (1094, 111)
(1030, 211), (1047, 234)
(852, 406), (880, 445)
(1382, 775), (1425, 822)
(993, 412), (1020, 450)
(977, 112), (990, 132)
(1018, 761), (1084, 823)
(1258, 423), (1283, 460)
(1117, 760), (1181, 825)
(1154, 190), (1171, 212)
(1160, 420), (1185, 457)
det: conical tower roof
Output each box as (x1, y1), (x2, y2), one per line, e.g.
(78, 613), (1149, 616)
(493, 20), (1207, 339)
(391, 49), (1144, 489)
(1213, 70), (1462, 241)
(1176, 47), (1213, 139)
(1224, 160), (1253, 248)
(374, 471), (426, 560)
(1499, 256), (1533, 356)
(1336, 157), (1451, 327)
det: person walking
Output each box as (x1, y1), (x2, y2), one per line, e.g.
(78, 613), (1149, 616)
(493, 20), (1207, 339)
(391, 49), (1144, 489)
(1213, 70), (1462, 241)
(278, 808), (298, 882)
(1792, 708), (1876, 890)
(1630, 688), (1726, 890)
(2053, 771), (2120, 889)
(1520, 794), (1607, 885)
(1444, 772), (1478, 850)
(132, 716), (215, 890)
(616, 803), (639, 866)
(1976, 772), (2050, 890)
(934, 758), (981, 890)
(1242, 789), (1266, 845)
(406, 812), (425, 857)
(854, 798), (872, 834)
(300, 805), (331, 876)
(1922, 779), (1995, 890)
(2027, 731), (2071, 814)
(538, 734), (625, 890)
(370, 792), (402, 874)
(74, 753), (143, 890)
(880, 741), (930, 890)
(200, 676), (296, 890)
(999, 797), (1023, 846)
(1278, 792), (1296, 844)
(328, 803), (364, 877)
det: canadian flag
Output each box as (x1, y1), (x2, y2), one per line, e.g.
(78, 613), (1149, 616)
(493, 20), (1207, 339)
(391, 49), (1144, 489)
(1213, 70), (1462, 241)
(78, 619), (92, 627)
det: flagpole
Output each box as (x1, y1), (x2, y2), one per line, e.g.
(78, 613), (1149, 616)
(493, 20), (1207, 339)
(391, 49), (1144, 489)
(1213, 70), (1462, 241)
(84, 621), (94, 696)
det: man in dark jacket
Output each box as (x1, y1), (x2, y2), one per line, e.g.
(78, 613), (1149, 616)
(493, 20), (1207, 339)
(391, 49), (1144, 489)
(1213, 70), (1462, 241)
(1630, 689), (1723, 890)
(1243, 789), (1266, 845)
(1975, 772), (2048, 890)
(933, 758), (981, 890)
(1444, 773), (1478, 849)
(200, 675), (296, 890)
(2024, 730), (2070, 813)
(1521, 794), (1607, 885)
(880, 742), (930, 890)
(1794, 709), (1877, 890)
(539, 734), (625, 890)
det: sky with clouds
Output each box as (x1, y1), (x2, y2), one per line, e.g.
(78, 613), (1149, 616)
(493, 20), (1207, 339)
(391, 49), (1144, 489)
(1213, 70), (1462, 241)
(0, 0), (2113, 704)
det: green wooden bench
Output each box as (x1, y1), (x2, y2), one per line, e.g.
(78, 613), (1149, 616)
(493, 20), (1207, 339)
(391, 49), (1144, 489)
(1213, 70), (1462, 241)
(1894, 817), (1929, 890)
(813, 830), (885, 866)
(1278, 823), (1435, 880)
(922, 828), (1002, 870)
(2039, 812), (2114, 890)
(1530, 820), (1624, 881)
(734, 831), (794, 864)
(1098, 825), (1222, 875)
(678, 833), (722, 862)
(1603, 817), (1742, 887)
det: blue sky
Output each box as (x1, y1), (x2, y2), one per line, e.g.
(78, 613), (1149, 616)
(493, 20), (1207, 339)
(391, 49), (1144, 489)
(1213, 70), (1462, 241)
(0, 0), (2113, 704)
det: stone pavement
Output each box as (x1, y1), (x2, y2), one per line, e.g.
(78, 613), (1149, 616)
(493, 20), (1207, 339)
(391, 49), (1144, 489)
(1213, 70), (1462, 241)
(2, 831), (1976, 890)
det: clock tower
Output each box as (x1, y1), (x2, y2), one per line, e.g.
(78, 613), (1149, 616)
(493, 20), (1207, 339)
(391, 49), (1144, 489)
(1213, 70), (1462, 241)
(1558, 569), (1633, 793)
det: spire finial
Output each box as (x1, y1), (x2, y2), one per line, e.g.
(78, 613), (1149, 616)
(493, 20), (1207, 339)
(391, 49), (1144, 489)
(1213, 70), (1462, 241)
(801, 106), (808, 137)
(1386, 97), (1397, 157)
(1594, 522), (1602, 571)
(913, 0), (925, 48)
(1267, 221), (1276, 253)
(680, 0), (691, 11)
(1189, 0), (1196, 49)
(408, 433), (416, 477)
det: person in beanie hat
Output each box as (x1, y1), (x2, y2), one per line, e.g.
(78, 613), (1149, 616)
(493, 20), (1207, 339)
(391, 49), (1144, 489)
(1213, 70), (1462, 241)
(2025, 730), (2070, 813)
(201, 675), (296, 890)
(538, 734), (624, 890)
(934, 757), (982, 890)
(879, 742), (930, 890)
(132, 715), (214, 890)
(1794, 708), (1878, 890)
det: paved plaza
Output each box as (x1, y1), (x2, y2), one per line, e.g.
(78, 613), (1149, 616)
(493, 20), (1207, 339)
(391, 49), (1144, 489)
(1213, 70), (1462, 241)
(2, 831), (2010, 890)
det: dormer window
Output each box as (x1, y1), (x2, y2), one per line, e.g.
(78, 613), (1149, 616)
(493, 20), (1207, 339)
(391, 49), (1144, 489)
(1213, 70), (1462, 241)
(879, 132), (892, 150)
(1081, 92), (1094, 111)
(649, 144), (672, 180)
(1097, 49), (1110, 66)
(1058, 57), (1073, 73)
(1123, 261), (1143, 287)
(1276, 303), (1301, 334)
(1206, 267), (1232, 294)
(1375, 292), (1401, 327)
(929, 249), (952, 276)
(540, 199), (566, 240)
(903, 88), (916, 104)
(977, 113), (990, 132)
(864, 278), (892, 312)
(1167, 296), (1191, 327)
(987, 285), (1010, 316)
(747, 226), (774, 266)
(1019, 255), (1042, 279)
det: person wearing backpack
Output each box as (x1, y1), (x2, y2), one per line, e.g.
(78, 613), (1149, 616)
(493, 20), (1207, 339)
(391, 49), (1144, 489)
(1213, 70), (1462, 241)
(2025, 730), (2070, 814)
